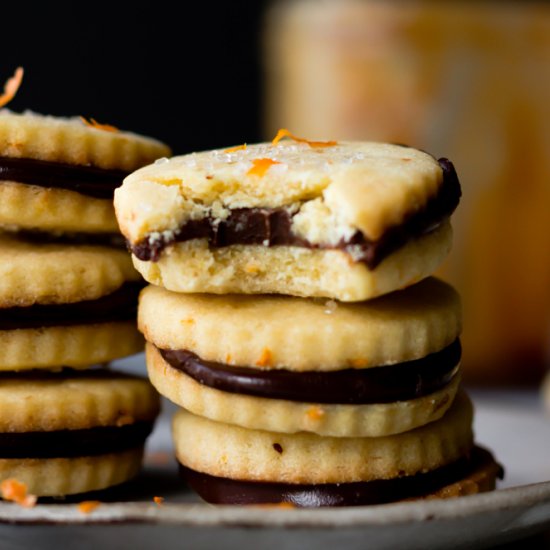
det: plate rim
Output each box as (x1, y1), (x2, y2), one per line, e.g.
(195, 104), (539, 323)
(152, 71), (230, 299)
(0, 479), (549, 528)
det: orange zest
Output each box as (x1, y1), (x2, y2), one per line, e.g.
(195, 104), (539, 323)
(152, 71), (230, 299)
(224, 144), (247, 153)
(116, 414), (135, 427)
(247, 158), (281, 177)
(255, 348), (273, 367)
(77, 501), (101, 514)
(255, 502), (296, 509)
(272, 128), (337, 149)
(80, 116), (118, 133)
(153, 496), (165, 506)
(306, 406), (325, 421)
(0, 479), (37, 508)
(0, 67), (24, 109)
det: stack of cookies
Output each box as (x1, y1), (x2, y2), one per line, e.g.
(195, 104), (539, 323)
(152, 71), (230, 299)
(0, 110), (170, 498)
(116, 135), (502, 506)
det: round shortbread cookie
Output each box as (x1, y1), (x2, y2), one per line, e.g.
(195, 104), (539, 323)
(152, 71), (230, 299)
(0, 110), (170, 170)
(147, 343), (460, 437)
(172, 390), (474, 484)
(116, 140), (444, 245)
(0, 233), (140, 308)
(133, 221), (451, 302)
(180, 446), (502, 506)
(0, 448), (143, 497)
(0, 370), (159, 432)
(0, 321), (143, 371)
(0, 181), (118, 233)
(139, 277), (461, 371)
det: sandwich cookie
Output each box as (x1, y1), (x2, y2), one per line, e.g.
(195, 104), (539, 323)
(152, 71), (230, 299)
(116, 137), (460, 301)
(0, 109), (171, 234)
(0, 233), (143, 371)
(141, 277), (462, 437)
(173, 392), (502, 506)
(0, 370), (160, 497)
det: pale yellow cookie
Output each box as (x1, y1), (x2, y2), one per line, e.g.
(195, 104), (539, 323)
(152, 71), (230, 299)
(0, 110), (170, 170)
(116, 141), (443, 244)
(139, 277), (461, 371)
(147, 344), (460, 437)
(0, 448), (143, 497)
(0, 110), (170, 233)
(173, 390), (474, 484)
(0, 322), (143, 371)
(133, 221), (452, 301)
(0, 370), (160, 432)
(0, 181), (119, 233)
(0, 233), (140, 308)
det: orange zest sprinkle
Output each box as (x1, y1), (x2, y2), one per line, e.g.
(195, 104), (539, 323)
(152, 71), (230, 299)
(349, 358), (369, 368)
(224, 144), (247, 153)
(247, 158), (281, 177)
(225, 354), (232, 364)
(116, 414), (135, 427)
(0, 479), (37, 508)
(306, 406), (325, 421)
(0, 67), (24, 109)
(153, 496), (165, 506)
(80, 116), (118, 133)
(272, 128), (337, 149)
(255, 502), (296, 509)
(255, 348), (273, 367)
(77, 501), (101, 514)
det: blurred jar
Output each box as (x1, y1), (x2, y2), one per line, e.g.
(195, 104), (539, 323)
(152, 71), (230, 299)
(264, 0), (550, 385)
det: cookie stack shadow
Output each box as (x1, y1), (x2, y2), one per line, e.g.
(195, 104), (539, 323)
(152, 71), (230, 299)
(0, 111), (170, 498)
(116, 138), (503, 506)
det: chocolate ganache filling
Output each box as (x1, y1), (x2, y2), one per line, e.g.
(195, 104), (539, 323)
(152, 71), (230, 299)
(0, 421), (154, 459)
(132, 158), (461, 269)
(0, 156), (129, 199)
(179, 447), (503, 507)
(160, 339), (461, 405)
(0, 281), (143, 330)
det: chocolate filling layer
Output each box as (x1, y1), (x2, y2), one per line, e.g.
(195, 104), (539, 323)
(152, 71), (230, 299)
(0, 421), (154, 459)
(0, 281), (143, 330)
(160, 339), (461, 405)
(0, 156), (129, 199)
(132, 158), (460, 268)
(179, 447), (503, 507)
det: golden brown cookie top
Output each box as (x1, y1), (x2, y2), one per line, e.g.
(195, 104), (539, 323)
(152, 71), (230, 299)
(139, 277), (461, 371)
(116, 139), (443, 244)
(0, 109), (170, 170)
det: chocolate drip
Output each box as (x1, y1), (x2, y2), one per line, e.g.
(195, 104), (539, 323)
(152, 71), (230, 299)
(179, 447), (502, 507)
(0, 156), (129, 199)
(0, 281), (143, 330)
(131, 158), (461, 268)
(160, 339), (461, 405)
(0, 421), (154, 459)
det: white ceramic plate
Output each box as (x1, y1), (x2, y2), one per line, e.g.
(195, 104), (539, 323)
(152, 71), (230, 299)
(1, 356), (549, 550)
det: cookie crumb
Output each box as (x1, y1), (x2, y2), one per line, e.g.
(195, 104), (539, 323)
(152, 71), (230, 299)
(0, 479), (36, 508)
(272, 443), (283, 454)
(77, 501), (101, 514)
(153, 496), (164, 506)
(255, 348), (273, 367)
(324, 300), (338, 314)
(154, 157), (169, 165)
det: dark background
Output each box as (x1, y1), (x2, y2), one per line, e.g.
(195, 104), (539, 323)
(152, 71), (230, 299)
(1, 2), (267, 154)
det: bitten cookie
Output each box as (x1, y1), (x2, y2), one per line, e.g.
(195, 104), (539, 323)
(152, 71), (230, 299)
(173, 392), (501, 506)
(0, 109), (171, 234)
(0, 233), (143, 371)
(0, 370), (160, 497)
(116, 137), (460, 300)
(141, 278), (462, 436)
